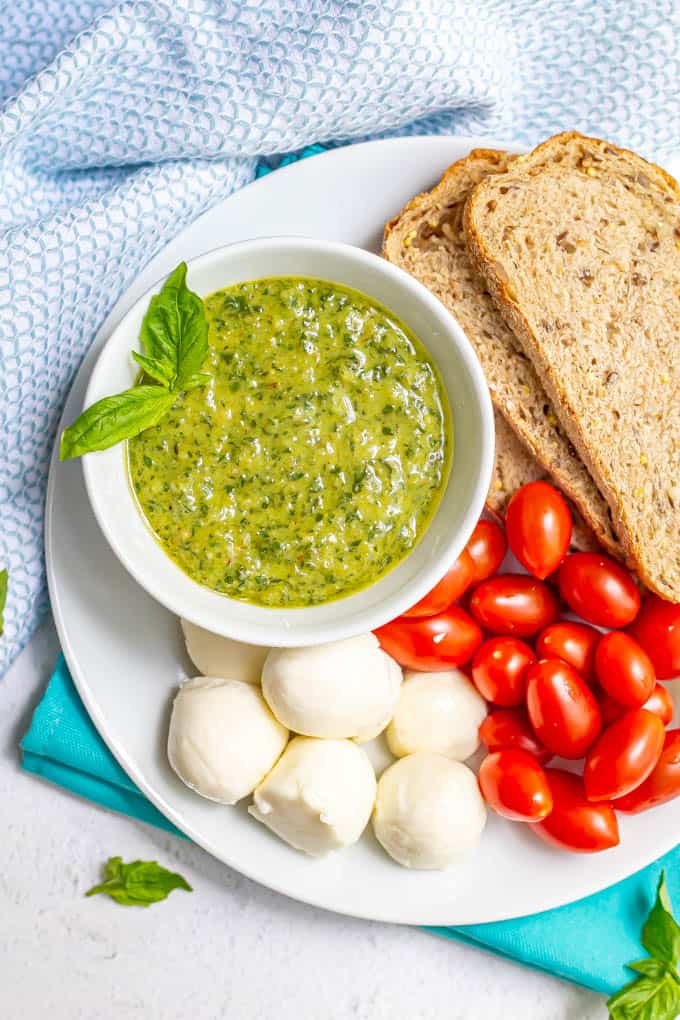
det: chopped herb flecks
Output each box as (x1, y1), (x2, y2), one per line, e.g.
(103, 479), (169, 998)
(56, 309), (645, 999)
(128, 277), (451, 607)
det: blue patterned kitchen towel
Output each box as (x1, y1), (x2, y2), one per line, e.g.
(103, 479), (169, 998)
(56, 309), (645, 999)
(1, 0), (680, 674)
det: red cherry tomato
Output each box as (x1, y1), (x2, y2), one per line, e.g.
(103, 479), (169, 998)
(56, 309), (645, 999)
(594, 631), (655, 707)
(478, 707), (553, 764)
(374, 606), (482, 671)
(599, 684), (674, 728)
(465, 519), (507, 583)
(403, 550), (475, 618)
(471, 637), (536, 706)
(641, 684), (674, 726)
(616, 730), (680, 813)
(531, 769), (619, 853)
(557, 553), (640, 628)
(598, 691), (624, 727)
(469, 574), (560, 638)
(598, 683), (674, 727)
(584, 709), (665, 802)
(535, 621), (600, 684)
(478, 749), (553, 822)
(505, 481), (572, 580)
(526, 659), (601, 759)
(627, 595), (680, 681)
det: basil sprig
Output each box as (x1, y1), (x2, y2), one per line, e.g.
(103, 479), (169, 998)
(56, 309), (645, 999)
(608, 872), (680, 1019)
(0, 568), (7, 637)
(60, 263), (210, 461)
(86, 856), (192, 907)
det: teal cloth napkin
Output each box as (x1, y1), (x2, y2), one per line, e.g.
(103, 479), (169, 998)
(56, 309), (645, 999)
(21, 655), (679, 997)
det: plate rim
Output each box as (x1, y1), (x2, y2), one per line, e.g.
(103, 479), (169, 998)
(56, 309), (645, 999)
(45, 133), (677, 926)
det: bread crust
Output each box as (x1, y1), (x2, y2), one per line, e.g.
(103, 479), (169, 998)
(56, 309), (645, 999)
(465, 132), (680, 600)
(383, 147), (620, 558)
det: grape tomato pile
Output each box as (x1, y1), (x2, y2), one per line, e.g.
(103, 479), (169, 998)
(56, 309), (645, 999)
(375, 480), (680, 854)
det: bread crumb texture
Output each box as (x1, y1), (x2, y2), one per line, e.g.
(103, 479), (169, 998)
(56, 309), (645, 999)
(383, 148), (618, 557)
(465, 133), (680, 601)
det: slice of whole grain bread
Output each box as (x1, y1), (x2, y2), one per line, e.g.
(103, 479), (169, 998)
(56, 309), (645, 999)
(490, 411), (598, 551)
(487, 409), (545, 513)
(465, 132), (680, 601)
(383, 149), (620, 556)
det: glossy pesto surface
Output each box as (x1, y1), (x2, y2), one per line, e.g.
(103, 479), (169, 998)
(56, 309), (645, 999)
(128, 277), (451, 607)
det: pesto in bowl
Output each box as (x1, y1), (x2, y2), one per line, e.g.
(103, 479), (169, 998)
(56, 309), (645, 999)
(128, 277), (451, 608)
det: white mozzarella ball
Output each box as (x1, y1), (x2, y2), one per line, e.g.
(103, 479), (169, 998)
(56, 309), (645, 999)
(168, 677), (288, 804)
(261, 634), (402, 741)
(386, 669), (487, 761)
(249, 736), (377, 856)
(372, 752), (486, 869)
(180, 619), (268, 685)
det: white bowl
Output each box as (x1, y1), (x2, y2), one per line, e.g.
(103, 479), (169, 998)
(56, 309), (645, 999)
(82, 237), (494, 646)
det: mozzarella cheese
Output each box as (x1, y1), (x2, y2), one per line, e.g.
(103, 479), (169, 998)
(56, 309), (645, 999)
(249, 736), (377, 856)
(168, 677), (288, 804)
(261, 633), (402, 741)
(372, 752), (486, 869)
(180, 619), (269, 684)
(386, 669), (487, 760)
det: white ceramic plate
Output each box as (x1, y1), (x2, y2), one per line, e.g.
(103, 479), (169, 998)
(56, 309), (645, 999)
(46, 136), (680, 925)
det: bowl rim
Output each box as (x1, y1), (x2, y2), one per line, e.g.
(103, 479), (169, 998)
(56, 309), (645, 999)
(81, 235), (495, 646)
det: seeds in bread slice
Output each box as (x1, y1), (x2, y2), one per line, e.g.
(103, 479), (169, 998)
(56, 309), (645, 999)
(383, 148), (620, 557)
(465, 131), (680, 601)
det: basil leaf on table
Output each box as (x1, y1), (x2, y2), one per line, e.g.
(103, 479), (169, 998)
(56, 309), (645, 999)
(86, 856), (192, 907)
(0, 568), (7, 637)
(59, 261), (210, 460)
(140, 261), (208, 389)
(629, 960), (677, 982)
(607, 873), (680, 1020)
(608, 971), (680, 1020)
(642, 874), (680, 968)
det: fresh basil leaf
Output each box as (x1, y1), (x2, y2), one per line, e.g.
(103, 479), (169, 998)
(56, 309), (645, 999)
(181, 372), (212, 393)
(643, 874), (680, 968)
(139, 263), (186, 367)
(60, 387), (176, 460)
(629, 960), (675, 982)
(174, 295), (208, 387)
(608, 873), (680, 1020)
(0, 568), (7, 637)
(86, 856), (192, 907)
(140, 262), (208, 389)
(123, 861), (192, 903)
(607, 972), (680, 1020)
(104, 856), (123, 882)
(131, 350), (175, 388)
(60, 263), (210, 461)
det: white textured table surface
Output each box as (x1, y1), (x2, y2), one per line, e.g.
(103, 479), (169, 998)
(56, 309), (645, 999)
(1, 618), (606, 1019)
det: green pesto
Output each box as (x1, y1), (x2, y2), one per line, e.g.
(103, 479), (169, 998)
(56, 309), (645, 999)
(128, 277), (452, 607)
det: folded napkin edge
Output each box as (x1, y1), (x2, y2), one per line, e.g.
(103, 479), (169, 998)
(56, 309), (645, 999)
(21, 748), (185, 837)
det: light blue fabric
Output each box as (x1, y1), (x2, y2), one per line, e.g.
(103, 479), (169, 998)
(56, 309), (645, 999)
(21, 655), (185, 837)
(7, 10), (680, 990)
(2, 0), (680, 673)
(21, 655), (680, 996)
